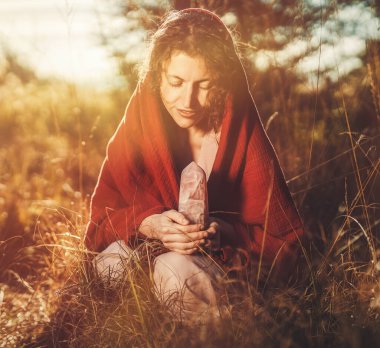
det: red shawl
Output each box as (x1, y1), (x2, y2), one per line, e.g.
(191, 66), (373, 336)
(85, 11), (305, 280)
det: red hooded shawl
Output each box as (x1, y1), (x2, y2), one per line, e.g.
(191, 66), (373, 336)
(85, 10), (304, 279)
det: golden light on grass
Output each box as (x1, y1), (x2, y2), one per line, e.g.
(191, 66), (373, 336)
(0, 2), (379, 347)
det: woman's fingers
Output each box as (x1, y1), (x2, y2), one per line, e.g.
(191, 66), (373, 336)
(202, 220), (220, 250)
(157, 220), (202, 236)
(162, 210), (205, 232)
(164, 240), (205, 251)
(161, 231), (207, 244)
(162, 209), (189, 225)
(155, 216), (224, 253)
(206, 221), (218, 237)
(175, 223), (204, 234)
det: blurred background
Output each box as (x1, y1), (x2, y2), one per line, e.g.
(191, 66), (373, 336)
(0, 0), (379, 345)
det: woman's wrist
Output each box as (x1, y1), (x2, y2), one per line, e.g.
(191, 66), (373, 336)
(138, 215), (158, 239)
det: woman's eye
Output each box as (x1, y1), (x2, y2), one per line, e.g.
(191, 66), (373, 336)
(169, 81), (182, 88)
(199, 82), (212, 90)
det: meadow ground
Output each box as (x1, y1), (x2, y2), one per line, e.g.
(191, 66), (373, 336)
(0, 47), (379, 347)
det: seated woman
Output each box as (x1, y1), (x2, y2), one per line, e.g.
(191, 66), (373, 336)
(85, 8), (305, 322)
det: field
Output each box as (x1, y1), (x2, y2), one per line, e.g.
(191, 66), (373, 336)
(0, 14), (379, 348)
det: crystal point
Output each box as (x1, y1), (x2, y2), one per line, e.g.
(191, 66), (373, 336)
(178, 161), (208, 225)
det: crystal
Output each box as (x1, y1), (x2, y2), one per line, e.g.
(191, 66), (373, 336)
(178, 161), (208, 225)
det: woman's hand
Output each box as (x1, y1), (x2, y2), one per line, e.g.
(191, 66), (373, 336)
(204, 217), (234, 252)
(138, 210), (208, 255)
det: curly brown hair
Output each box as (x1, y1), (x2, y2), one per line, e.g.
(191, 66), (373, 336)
(139, 9), (242, 130)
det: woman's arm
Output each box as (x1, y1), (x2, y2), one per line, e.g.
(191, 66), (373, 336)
(85, 158), (166, 252)
(86, 163), (208, 254)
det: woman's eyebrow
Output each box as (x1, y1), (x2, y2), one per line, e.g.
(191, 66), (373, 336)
(167, 74), (183, 81)
(166, 73), (211, 83)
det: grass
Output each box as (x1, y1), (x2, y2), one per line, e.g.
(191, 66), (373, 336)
(0, 40), (379, 347)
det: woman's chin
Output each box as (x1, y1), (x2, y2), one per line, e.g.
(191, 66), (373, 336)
(172, 115), (200, 129)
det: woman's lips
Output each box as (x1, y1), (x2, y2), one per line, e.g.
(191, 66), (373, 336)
(177, 108), (196, 118)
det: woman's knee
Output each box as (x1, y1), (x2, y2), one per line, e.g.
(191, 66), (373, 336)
(153, 252), (213, 296)
(93, 240), (136, 283)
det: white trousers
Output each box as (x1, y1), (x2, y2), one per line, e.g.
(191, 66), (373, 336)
(93, 240), (226, 322)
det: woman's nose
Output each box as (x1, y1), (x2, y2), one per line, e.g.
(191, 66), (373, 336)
(182, 84), (196, 109)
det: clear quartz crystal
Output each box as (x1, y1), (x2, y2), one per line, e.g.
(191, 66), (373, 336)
(178, 161), (208, 225)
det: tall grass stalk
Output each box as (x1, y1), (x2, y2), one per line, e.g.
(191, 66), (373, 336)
(0, 11), (379, 346)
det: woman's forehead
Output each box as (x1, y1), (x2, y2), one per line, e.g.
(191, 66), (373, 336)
(162, 51), (211, 80)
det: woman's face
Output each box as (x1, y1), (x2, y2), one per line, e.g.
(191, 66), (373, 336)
(160, 51), (212, 131)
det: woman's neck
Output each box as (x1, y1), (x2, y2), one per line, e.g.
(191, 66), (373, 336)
(187, 118), (212, 141)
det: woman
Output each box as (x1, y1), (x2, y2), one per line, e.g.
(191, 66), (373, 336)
(85, 8), (304, 322)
